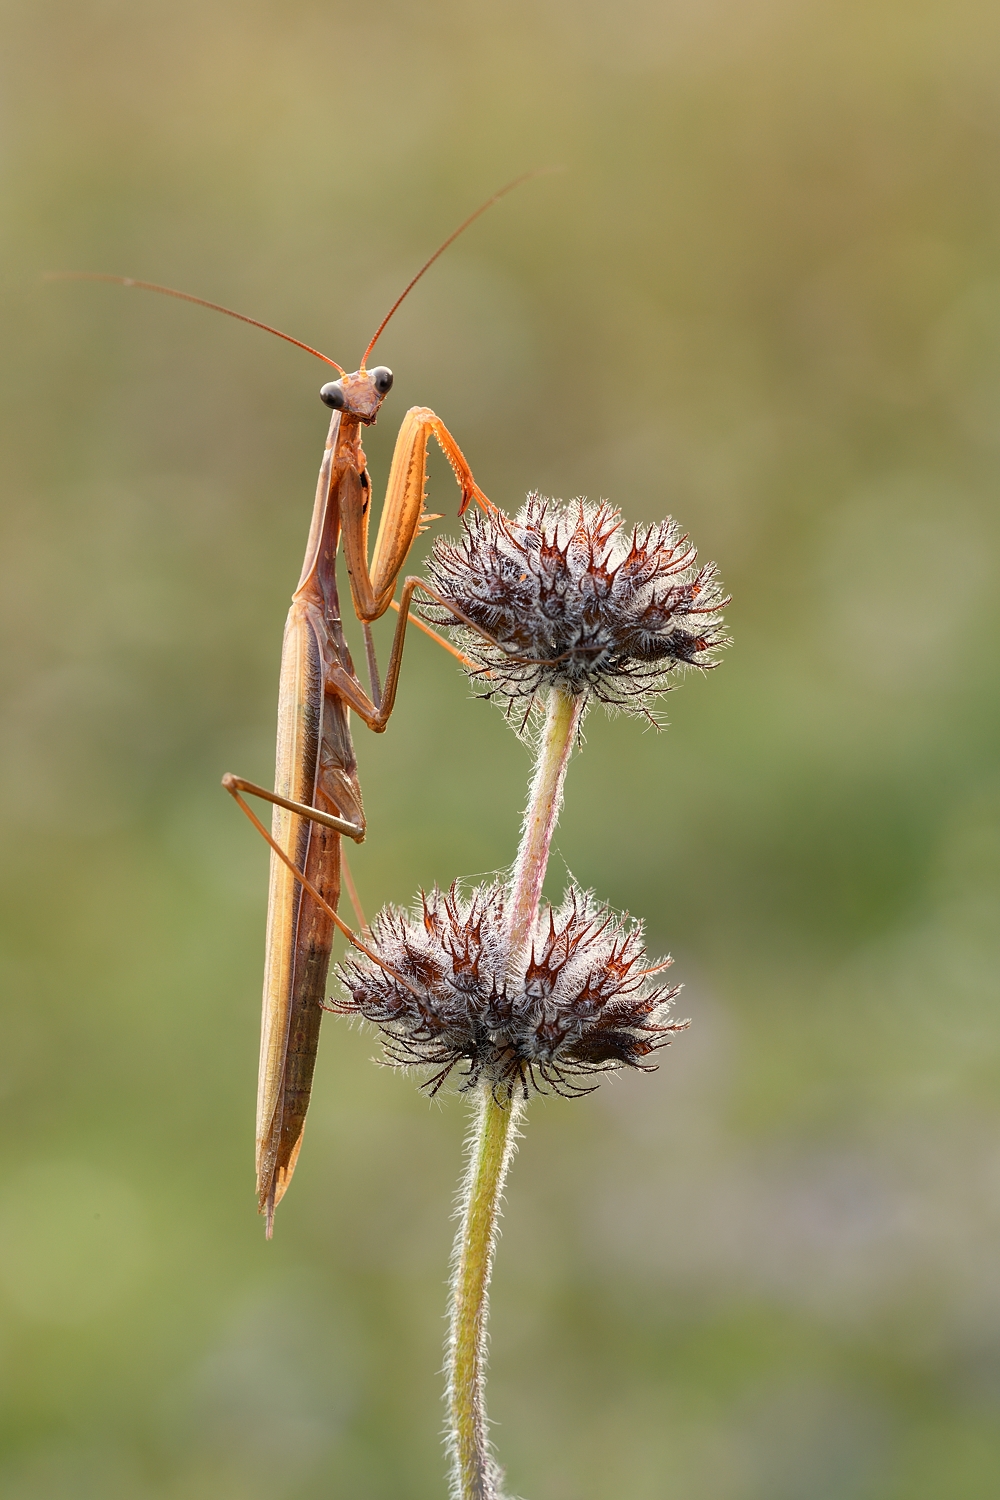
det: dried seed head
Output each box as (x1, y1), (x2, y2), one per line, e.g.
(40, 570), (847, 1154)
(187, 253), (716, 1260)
(421, 494), (730, 726)
(333, 883), (687, 1099)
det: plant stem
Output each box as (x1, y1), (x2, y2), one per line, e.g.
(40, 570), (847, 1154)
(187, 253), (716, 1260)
(507, 685), (583, 965)
(447, 1085), (524, 1500)
(445, 686), (582, 1500)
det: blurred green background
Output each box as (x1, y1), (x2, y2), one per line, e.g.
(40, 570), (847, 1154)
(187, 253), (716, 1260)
(2, 1), (1000, 1496)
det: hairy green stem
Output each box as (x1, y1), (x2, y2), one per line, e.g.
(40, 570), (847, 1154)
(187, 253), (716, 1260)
(507, 685), (584, 965)
(447, 1086), (524, 1500)
(445, 686), (583, 1500)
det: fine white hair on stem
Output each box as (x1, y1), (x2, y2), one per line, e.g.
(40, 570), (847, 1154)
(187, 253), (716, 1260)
(506, 687), (583, 971)
(445, 1086), (525, 1500)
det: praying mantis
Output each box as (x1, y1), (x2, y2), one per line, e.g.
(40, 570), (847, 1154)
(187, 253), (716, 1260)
(225, 380), (487, 1235)
(56, 179), (530, 1234)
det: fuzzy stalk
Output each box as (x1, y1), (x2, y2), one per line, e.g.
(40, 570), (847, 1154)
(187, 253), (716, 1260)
(506, 685), (584, 965)
(445, 685), (582, 1499)
(447, 1085), (525, 1500)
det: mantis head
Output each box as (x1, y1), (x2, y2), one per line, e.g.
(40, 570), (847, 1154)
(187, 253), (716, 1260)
(319, 366), (394, 423)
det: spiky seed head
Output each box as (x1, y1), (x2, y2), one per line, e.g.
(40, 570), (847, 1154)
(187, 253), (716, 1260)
(333, 882), (687, 1100)
(420, 494), (730, 728)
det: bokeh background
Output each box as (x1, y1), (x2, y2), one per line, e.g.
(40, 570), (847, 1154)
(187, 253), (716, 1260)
(2, 2), (1000, 1496)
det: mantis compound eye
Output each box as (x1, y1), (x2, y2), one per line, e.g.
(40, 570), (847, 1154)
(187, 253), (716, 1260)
(370, 366), (393, 395)
(320, 381), (346, 409)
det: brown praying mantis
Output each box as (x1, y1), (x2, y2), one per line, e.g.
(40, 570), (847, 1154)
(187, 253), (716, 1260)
(55, 179), (533, 1234)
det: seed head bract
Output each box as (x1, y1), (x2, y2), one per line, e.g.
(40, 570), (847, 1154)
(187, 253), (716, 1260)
(420, 493), (730, 728)
(333, 882), (687, 1100)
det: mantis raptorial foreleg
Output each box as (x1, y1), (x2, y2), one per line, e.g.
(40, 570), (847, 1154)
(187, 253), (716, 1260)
(341, 408), (492, 626)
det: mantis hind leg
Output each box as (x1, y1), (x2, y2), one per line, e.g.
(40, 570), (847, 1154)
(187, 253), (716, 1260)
(221, 774), (363, 841)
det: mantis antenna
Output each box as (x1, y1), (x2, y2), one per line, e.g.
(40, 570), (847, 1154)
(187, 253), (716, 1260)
(43, 270), (346, 373)
(360, 169), (546, 367)
(45, 169), (551, 373)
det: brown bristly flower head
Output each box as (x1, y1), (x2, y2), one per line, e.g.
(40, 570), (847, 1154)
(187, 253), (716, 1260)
(420, 493), (730, 728)
(332, 883), (687, 1100)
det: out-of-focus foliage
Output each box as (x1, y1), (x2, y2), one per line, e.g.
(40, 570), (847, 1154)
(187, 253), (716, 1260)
(1, 2), (999, 1495)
